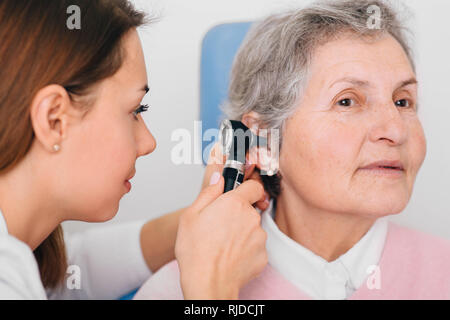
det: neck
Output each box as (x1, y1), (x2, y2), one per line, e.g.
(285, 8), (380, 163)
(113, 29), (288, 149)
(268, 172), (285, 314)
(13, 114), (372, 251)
(0, 156), (61, 251)
(274, 185), (376, 262)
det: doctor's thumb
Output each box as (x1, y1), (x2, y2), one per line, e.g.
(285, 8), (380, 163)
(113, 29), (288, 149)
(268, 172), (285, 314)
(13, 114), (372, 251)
(189, 172), (224, 214)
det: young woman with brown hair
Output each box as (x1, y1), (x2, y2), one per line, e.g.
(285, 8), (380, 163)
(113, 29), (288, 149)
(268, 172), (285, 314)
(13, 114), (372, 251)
(0, 0), (269, 299)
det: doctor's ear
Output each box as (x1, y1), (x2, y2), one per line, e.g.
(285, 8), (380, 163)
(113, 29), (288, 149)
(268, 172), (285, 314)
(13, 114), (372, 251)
(29, 84), (73, 153)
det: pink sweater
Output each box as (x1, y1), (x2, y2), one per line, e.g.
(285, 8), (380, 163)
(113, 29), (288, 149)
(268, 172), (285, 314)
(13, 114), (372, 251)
(134, 222), (450, 299)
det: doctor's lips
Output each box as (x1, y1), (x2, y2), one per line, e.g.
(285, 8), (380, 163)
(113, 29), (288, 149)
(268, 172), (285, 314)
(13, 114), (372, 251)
(359, 160), (405, 175)
(124, 171), (135, 192)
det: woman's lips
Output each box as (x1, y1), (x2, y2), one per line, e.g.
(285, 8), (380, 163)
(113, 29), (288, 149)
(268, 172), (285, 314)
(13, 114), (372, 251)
(124, 170), (135, 193)
(124, 180), (132, 192)
(358, 160), (405, 178)
(358, 166), (404, 177)
(361, 160), (404, 170)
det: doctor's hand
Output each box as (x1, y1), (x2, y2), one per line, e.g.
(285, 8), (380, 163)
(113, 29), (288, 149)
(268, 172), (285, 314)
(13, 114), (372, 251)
(175, 176), (268, 300)
(201, 143), (270, 211)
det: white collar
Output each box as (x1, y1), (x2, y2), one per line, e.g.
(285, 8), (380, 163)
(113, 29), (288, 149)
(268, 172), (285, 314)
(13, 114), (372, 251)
(0, 207), (8, 235)
(260, 199), (388, 300)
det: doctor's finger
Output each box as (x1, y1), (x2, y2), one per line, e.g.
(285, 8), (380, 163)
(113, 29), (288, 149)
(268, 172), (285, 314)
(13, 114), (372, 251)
(190, 174), (225, 215)
(201, 143), (226, 190)
(230, 179), (265, 205)
(243, 166), (269, 211)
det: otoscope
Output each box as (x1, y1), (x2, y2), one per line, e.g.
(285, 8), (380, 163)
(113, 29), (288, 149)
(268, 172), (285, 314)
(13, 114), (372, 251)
(218, 119), (270, 193)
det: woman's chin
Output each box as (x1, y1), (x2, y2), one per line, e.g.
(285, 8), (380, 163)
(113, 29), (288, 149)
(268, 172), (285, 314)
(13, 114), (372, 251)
(95, 212), (118, 222)
(80, 202), (120, 223)
(356, 195), (409, 218)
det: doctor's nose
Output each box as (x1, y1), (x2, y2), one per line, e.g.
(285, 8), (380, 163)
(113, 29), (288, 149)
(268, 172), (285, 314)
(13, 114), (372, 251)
(137, 125), (157, 157)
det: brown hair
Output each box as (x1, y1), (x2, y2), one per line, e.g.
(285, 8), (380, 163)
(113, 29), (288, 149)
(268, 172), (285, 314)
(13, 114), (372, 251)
(0, 0), (150, 289)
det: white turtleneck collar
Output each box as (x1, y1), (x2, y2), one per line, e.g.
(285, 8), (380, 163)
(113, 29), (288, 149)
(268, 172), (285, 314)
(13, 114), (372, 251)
(260, 199), (388, 300)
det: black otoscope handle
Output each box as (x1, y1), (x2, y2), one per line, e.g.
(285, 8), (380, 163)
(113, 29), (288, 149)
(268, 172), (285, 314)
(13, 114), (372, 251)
(223, 167), (245, 193)
(219, 119), (254, 193)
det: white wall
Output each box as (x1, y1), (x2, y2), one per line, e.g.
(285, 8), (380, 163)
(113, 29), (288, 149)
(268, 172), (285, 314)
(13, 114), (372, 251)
(63, 0), (450, 240)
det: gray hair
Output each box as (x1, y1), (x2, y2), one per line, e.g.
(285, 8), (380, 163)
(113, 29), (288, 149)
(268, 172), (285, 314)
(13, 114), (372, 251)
(221, 0), (415, 133)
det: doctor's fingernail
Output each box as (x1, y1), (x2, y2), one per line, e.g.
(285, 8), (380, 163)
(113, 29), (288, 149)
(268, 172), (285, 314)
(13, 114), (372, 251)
(209, 171), (221, 185)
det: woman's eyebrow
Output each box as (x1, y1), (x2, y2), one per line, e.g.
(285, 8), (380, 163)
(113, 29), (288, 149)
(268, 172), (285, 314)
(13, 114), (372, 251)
(328, 77), (370, 89)
(328, 77), (418, 91)
(395, 77), (418, 90)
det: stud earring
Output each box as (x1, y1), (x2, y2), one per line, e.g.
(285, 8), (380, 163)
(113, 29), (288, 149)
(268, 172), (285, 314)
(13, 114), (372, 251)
(53, 144), (60, 152)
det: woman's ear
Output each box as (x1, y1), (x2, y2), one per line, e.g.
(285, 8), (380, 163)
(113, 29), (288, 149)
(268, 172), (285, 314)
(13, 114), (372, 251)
(29, 84), (71, 153)
(242, 111), (262, 168)
(241, 111), (260, 134)
(241, 112), (279, 176)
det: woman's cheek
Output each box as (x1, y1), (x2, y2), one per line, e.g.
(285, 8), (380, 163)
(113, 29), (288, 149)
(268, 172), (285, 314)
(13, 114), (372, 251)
(407, 120), (427, 183)
(280, 118), (344, 190)
(412, 120), (427, 166)
(309, 118), (361, 174)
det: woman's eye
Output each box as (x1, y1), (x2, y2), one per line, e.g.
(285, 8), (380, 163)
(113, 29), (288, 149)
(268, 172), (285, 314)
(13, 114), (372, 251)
(132, 104), (149, 120)
(336, 98), (354, 107)
(395, 99), (410, 108)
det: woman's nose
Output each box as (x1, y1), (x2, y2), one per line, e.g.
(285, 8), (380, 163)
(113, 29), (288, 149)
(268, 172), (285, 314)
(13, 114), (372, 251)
(137, 123), (157, 157)
(368, 102), (408, 146)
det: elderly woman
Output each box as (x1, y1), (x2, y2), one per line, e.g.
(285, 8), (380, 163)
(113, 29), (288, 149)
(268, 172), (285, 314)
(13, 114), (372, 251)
(134, 0), (450, 300)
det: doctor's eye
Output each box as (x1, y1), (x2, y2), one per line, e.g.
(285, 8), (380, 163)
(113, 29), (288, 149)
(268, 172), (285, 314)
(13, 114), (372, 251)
(132, 104), (149, 120)
(395, 99), (412, 108)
